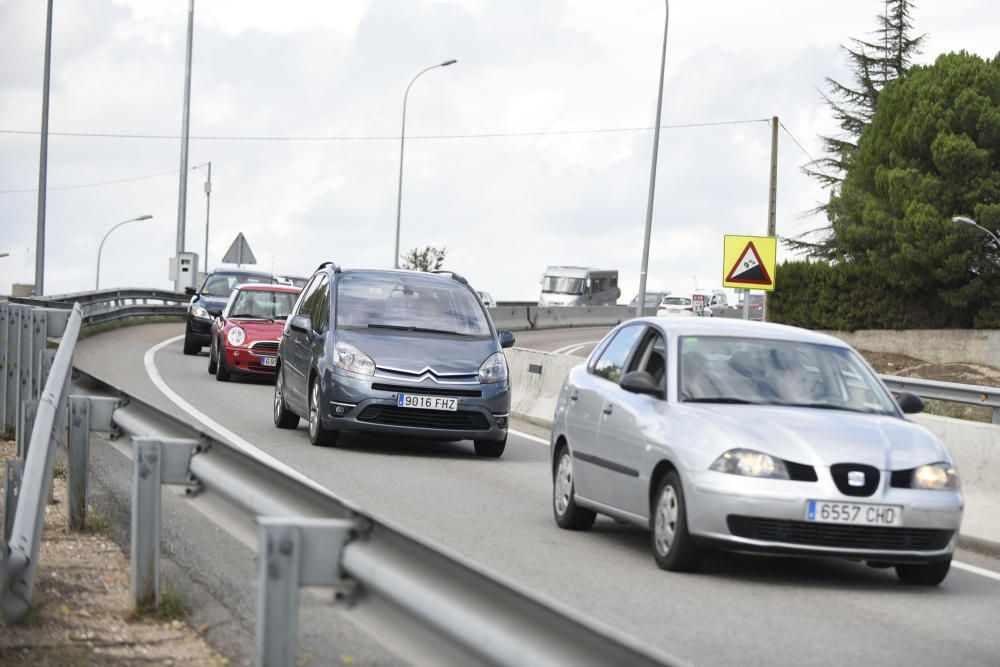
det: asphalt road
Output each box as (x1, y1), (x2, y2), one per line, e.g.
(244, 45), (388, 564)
(76, 323), (1000, 667)
(515, 325), (613, 357)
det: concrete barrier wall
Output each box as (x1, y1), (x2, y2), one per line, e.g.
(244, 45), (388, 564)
(823, 329), (1000, 367)
(488, 306), (531, 332)
(505, 347), (1000, 548)
(487, 305), (630, 332)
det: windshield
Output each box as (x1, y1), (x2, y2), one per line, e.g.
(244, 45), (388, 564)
(337, 273), (491, 336)
(678, 336), (898, 415)
(202, 274), (271, 297)
(632, 293), (664, 306)
(227, 289), (298, 320)
(542, 276), (584, 295)
(663, 297), (691, 306)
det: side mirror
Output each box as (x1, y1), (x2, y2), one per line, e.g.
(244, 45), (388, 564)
(184, 286), (197, 296)
(620, 371), (663, 398)
(498, 330), (516, 349)
(896, 391), (924, 414)
(289, 314), (311, 334)
(207, 308), (223, 318)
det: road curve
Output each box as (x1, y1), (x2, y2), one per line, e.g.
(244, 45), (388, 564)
(76, 323), (1000, 667)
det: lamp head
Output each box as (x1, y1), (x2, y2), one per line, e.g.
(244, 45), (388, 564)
(952, 216), (978, 227)
(136, 214), (153, 221)
(440, 59), (458, 67)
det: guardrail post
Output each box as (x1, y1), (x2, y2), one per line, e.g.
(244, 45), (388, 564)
(3, 305), (22, 433)
(255, 518), (353, 667)
(30, 310), (47, 401)
(132, 438), (162, 610)
(16, 400), (38, 459)
(993, 407), (999, 425)
(67, 396), (90, 531)
(0, 303), (8, 433)
(2, 460), (23, 542)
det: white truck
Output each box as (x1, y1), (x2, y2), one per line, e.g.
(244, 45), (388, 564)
(538, 266), (621, 306)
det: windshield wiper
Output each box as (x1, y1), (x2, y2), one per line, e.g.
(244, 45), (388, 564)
(367, 324), (464, 336)
(682, 397), (761, 404)
(774, 401), (862, 412)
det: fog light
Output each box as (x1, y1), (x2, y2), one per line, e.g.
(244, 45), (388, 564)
(334, 405), (346, 416)
(496, 416), (508, 428)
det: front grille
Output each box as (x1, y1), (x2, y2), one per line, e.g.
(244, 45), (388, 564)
(249, 341), (280, 354)
(830, 463), (880, 497)
(357, 405), (490, 431)
(890, 469), (914, 488)
(371, 383), (482, 398)
(784, 460), (818, 482)
(727, 515), (953, 551)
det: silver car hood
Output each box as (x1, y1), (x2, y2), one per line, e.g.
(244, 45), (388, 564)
(684, 404), (950, 469)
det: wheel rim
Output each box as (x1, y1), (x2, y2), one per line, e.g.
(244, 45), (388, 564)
(273, 373), (283, 421)
(309, 381), (319, 439)
(654, 484), (679, 556)
(554, 453), (573, 516)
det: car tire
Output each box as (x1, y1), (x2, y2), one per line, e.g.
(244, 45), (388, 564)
(216, 346), (231, 382)
(651, 470), (703, 572)
(473, 436), (506, 458)
(308, 377), (339, 447)
(273, 369), (299, 429)
(207, 337), (218, 375)
(895, 558), (951, 586)
(552, 446), (596, 530)
(183, 335), (201, 356)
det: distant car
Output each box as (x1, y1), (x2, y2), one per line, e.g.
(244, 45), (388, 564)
(477, 291), (497, 308)
(550, 317), (962, 585)
(273, 264), (516, 457)
(656, 296), (696, 317)
(183, 268), (276, 355)
(735, 293), (765, 312)
(627, 290), (671, 315)
(209, 283), (301, 382)
(278, 275), (308, 288)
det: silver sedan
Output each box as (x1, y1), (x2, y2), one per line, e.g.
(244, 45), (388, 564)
(550, 317), (963, 585)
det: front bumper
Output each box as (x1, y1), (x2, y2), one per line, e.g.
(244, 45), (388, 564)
(684, 469), (963, 563)
(223, 345), (278, 376)
(186, 315), (213, 345)
(319, 369), (510, 442)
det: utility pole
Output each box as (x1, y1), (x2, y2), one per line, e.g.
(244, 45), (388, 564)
(174, 0), (195, 291)
(34, 0), (54, 296)
(762, 115), (778, 322)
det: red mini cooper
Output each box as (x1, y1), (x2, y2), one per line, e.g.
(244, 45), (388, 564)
(209, 283), (301, 382)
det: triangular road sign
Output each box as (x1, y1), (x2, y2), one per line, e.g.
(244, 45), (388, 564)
(725, 241), (772, 286)
(221, 233), (257, 265)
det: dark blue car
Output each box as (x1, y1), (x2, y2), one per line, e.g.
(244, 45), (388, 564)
(272, 264), (515, 457)
(183, 268), (276, 355)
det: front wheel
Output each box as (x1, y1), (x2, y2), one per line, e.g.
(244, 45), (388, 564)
(216, 345), (231, 382)
(183, 335), (201, 356)
(474, 436), (506, 458)
(207, 337), (218, 374)
(308, 378), (339, 447)
(552, 447), (596, 530)
(273, 369), (299, 429)
(896, 558), (951, 586)
(651, 470), (703, 572)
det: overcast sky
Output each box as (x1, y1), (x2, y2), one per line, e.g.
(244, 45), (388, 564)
(1, 0), (997, 300)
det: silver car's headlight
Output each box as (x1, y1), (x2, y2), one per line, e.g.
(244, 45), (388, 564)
(912, 463), (959, 490)
(333, 341), (376, 376)
(710, 449), (790, 480)
(226, 326), (246, 347)
(478, 352), (508, 384)
(191, 304), (210, 320)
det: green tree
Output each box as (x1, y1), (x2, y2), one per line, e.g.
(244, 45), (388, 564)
(400, 246), (447, 272)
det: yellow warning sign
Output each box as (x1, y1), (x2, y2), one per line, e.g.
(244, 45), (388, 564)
(723, 235), (776, 291)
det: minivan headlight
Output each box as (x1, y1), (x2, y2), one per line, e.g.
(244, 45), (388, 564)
(190, 304), (210, 320)
(226, 327), (246, 347)
(479, 352), (508, 384)
(912, 463), (959, 490)
(333, 341), (376, 376)
(710, 449), (790, 479)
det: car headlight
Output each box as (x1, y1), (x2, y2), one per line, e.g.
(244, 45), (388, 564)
(710, 449), (790, 480)
(478, 352), (508, 384)
(912, 463), (959, 490)
(190, 304), (210, 320)
(333, 341), (376, 376)
(226, 327), (246, 347)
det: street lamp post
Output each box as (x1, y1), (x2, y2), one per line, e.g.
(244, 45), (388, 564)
(193, 162), (212, 270)
(953, 216), (1000, 247)
(96, 215), (153, 289)
(393, 59), (458, 269)
(636, 1), (669, 318)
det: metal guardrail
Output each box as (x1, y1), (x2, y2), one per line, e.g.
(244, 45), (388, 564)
(9, 288), (190, 327)
(880, 374), (1000, 425)
(0, 296), (683, 667)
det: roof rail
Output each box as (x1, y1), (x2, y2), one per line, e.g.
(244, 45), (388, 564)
(430, 270), (468, 284)
(315, 261), (342, 273)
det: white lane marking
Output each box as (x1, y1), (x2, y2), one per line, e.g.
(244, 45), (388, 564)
(953, 560), (1000, 582)
(509, 428), (549, 446)
(144, 335), (332, 496)
(551, 340), (600, 356)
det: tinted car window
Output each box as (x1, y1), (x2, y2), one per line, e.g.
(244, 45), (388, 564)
(592, 326), (644, 383)
(337, 273), (490, 336)
(228, 290), (298, 320)
(300, 275), (328, 331)
(628, 330), (667, 385)
(202, 273), (271, 297)
(311, 278), (330, 334)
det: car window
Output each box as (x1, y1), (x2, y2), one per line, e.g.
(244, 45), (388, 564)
(592, 326), (644, 383)
(336, 272), (491, 336)
(663, 297), (691, 306)
(201, 273), (271, 297)
(627, 331), (667, 386)
(677, 336), (898, 414)
(228, 289), (298, 321)
(311, 277), (330, 334)
(292, 275), (321, 317)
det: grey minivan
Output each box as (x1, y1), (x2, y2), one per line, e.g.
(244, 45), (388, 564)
(273, 264), (515, 457)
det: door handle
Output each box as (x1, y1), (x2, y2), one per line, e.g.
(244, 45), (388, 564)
(602, 404), (614, 415)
